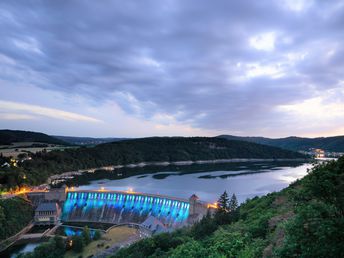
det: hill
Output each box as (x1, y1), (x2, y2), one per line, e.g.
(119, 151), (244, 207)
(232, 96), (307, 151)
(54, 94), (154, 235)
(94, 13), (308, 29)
(218, 134), (344, 152)
(0, 130), (68, 146)
(0, 197), (33, 241)
(53, 135), (128, 145)
(113, 157), (344, 258)
(20, 137), (306, 186)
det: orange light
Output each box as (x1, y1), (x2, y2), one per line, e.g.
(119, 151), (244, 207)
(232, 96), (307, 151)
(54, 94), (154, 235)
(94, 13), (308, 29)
(100, 187), (105, 191)
(207, 202), (218, 209)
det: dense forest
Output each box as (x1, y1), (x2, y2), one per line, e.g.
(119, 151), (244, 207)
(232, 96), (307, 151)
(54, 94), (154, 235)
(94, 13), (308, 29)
(0, 197), (33, 241)
(112, 157), (344, 258)
(218, 134), (344, 152)
(17, 137), (306, 186)
(0, 130), (68, 145)
(53, 135), (127, 145)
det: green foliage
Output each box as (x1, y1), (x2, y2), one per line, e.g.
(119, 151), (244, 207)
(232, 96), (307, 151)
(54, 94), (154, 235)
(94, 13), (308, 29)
(191, 210), (218, 240)
(168, 240), (209, 258)
(208, 230), (247, 257)
(115, 157), (344, 258)
(0, 166), (27, 191)
(82, 226), (91, 244)
(276, 201), (343, 258)
(229, 193), (238, 211)
(18, 236), (66, 258)
(214, 191), (240, 225)
(217, 191), (229, 212)
(275, 159), (344, 258)
(71, 235), (84, 253)
(115, 231), (192, 258)
(237, 238), (267, 258)
(0, 197), (33, 240)
(93, 229), (102, 240)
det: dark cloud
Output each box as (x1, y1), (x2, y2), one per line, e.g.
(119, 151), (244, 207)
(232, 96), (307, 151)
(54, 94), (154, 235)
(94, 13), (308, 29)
(1, 0), (344, 136)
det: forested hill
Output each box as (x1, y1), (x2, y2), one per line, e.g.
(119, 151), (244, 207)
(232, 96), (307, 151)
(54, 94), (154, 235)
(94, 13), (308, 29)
(113, 157), (344, 258)
(21, 137), (306, 185)
(0, 129), (68, 145)
(53, 135), (128, 145)
(218, 134), (344, 152)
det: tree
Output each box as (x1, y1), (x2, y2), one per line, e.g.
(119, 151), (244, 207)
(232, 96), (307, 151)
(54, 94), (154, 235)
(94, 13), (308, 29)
(82, 226), (91, 245)
(52, 235), (65, 250)
(229, 194), (238, 212)
(217, 191), (230, 212)
(71, 235), (84, 253)
(191, 209), (218, 239)
(93, 229), (102, 240)
(215, 191), (233, 225)
(169, 240), (209, 258)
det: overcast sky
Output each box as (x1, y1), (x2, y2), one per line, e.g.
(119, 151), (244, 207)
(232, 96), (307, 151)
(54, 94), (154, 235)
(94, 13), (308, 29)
(0, 0), (344, 138)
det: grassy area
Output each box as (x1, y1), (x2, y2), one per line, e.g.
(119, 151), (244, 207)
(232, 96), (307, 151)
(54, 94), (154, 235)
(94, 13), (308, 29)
(64, 226), (139, 258)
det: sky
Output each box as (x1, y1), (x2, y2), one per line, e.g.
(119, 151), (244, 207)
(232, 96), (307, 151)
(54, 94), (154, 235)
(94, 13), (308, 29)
(0, 0), (344, 138)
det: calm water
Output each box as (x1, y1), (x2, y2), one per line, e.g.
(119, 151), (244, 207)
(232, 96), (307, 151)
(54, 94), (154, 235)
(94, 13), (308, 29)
(73, 161), (313, 203)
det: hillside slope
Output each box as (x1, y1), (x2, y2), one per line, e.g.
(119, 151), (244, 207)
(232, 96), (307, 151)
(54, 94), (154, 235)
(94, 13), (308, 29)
(218, 134), (344, 152)
(0, 197), (33, 241)
(21, 137), (306, 185)
(113, 158), (344, 258)
(0, 130), (68, 145)
(53, 135), (127, 145)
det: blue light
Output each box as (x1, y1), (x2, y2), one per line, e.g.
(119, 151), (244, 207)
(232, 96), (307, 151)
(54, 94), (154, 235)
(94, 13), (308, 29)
(62, 191), (190, 225)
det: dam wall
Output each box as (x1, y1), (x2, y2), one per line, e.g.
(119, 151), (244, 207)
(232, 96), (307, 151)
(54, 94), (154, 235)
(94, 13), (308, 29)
(62, 190), (190, 227)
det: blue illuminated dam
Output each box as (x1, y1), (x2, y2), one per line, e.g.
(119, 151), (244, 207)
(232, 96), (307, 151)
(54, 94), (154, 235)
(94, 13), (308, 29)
(62, 190), (191, 227)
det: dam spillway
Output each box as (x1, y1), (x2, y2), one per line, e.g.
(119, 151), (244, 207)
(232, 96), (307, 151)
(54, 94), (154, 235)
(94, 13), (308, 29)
(62, 190), (190, 227)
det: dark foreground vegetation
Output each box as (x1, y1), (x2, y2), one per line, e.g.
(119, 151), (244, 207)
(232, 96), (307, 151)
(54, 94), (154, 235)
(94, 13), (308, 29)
(17, 226), (101, 258)
(18, 137), (305, 186)
(0, 197), (33, 241)
(112, 157), (344, 258)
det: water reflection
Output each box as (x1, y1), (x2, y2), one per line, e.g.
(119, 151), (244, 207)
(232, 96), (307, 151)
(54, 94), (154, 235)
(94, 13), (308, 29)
(70, 162), (312, 203)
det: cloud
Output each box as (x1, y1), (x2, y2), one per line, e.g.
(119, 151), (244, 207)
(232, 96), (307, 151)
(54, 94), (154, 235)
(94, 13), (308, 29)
(0, 113), (36, 120)
(0, 1), (343, 137)
(0, 100), (102, 123)
(249, 32), (276, 51)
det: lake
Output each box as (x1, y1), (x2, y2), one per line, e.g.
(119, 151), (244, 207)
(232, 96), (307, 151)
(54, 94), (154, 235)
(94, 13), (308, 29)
(2, 161), (313, 258)
(70, 161), (313, 203)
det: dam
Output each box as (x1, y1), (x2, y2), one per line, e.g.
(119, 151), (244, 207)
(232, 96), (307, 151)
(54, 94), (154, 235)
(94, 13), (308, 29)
(61, 190), (204, 228)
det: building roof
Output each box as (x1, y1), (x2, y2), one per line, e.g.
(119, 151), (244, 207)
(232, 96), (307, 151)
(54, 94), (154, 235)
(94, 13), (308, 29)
(36, 202), (58, 212)
(189, 194), (199, 200)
